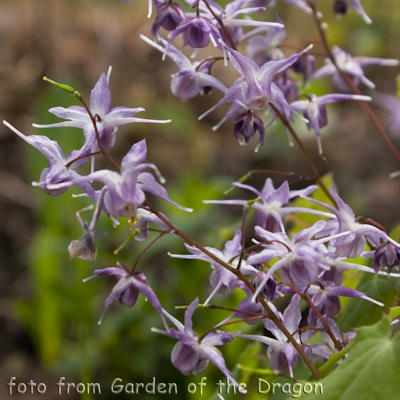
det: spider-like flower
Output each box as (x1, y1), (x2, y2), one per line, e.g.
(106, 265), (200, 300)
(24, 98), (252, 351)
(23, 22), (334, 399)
(311, 46), (399, 90)
(151, 297), (246, 393)
(33, 68), (171, 158)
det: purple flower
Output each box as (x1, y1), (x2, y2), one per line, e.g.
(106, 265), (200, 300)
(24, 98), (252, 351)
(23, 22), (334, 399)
(84, 262), (168, 327)
(195, 0), (284, 47)
(306, 281), (383, 326)
(33, 68), (171, 155)
(168, 16), (223, 50)
(312, 46), (399, 90)
(243, 0), (313, 15)
(233, 111), (265, 149)
(151, 1), (186, 37)
(3, 121), (97, 199)
(199, 43), (313, 129)
(290, 93), (371, 154)
(169, 229), (258, 305)
(245, 17), (286, 65)
(151, 298), (245, 392)
(140, 35), (227, 100)
(301, 185), (387, 258)
(60, 139), (192, 218)
(233, 294), (315, 378)
(204, 179), (332, 233)
(373, 92), (400, 135)
(373, 241), (400, 274)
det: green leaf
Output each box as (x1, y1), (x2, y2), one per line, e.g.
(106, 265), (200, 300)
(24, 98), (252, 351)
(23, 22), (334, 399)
(301, 318), (400, 400)
(337, 272), (400, 333)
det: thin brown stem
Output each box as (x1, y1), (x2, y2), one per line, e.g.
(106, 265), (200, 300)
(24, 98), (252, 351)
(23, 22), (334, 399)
(290, 285), (342, 352)
(201, 0), (237, 50)
(309, 2), (400, 165)
(145, 199), (321, 379)
(76, 94), (121, 171)
(270, 103), (337, 208)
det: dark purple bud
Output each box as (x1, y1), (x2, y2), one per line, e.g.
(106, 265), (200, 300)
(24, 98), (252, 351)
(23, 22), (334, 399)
(233, 111), (265, 147)
(178, 17), (216, 49)
(374, 242), (400, 274)
(251, 271), (276, 300)
(334, 0), (348, 15)
(152, 2), (185, 36)
(292, 54), (316, 83)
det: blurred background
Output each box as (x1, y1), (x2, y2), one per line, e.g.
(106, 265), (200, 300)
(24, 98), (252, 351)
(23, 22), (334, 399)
(1, 0), (400, 398)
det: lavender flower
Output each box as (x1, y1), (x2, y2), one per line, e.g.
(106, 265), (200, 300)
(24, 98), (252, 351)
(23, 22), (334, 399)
(55, 139), (192, 218)
(3, 121), (97, 199)
(204, 179), (332, 233)
(84, 262), (168, 328)
(290, 93), (371, 154)
(151, 1), (186, 37)
(33, 68), (171, 156)
(140, 35), (227, 100)
(169, 229), (258, 305)
(312, 46), (399, 90)
(151, 298), (246, 392)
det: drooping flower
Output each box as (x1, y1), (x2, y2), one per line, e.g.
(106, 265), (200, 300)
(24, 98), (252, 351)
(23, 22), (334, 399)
(204, 178), (332, 233)
(233, 294), (316, 378)
(140, 35), (227, 100)
(54, 139), (192, 219)
(84, 262), (168, 328)
(301, 185), (387, 258)
(169, 229), (258, 305)
(151, 1), (186, 37)
(151, 297), (246, 393)
(3, 121), (97, 199)
(311, 46), (399, 90)
(290, 93), (371, 154)
(199, 42), (313, 130)
(33, 68), (171, 156)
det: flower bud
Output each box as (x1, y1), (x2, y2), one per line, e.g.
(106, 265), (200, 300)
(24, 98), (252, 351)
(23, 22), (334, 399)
(151, 2), (185, 36)
(334, 0), (348, 16)
(374, 241), (400, 274)
(233, 111), (265, 148)
(292, 54), (316, 83)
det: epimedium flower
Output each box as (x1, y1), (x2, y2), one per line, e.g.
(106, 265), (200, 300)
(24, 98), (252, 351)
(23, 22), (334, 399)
(33, 67), (171, 159)
(290, 93), (372, 154)
(169, 229), (258, 305)
(199, 41), (313, 135)
(3, 121), (97, 200)
(84, 262), (168, 328)
(233, 294), (316, 378)
(51, 139), (192, 219)
(194, 0), (284, 47)
(301, 185), (388, 258)
(140, 35), (227, 100)
(311, 46), (399, 91)
(151, 297), (246, 393)
(151, 0), (186, 38)
(204, 178), (333, 233)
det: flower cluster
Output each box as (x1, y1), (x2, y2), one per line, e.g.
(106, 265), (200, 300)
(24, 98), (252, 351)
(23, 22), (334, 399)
(6, 0), (400, 395)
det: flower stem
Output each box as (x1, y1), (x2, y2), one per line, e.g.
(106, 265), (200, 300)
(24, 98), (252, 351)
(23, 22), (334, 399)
(309, 2), (400, 165)
(145, 199), (321, 380)
(270, 103), (337, 208)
